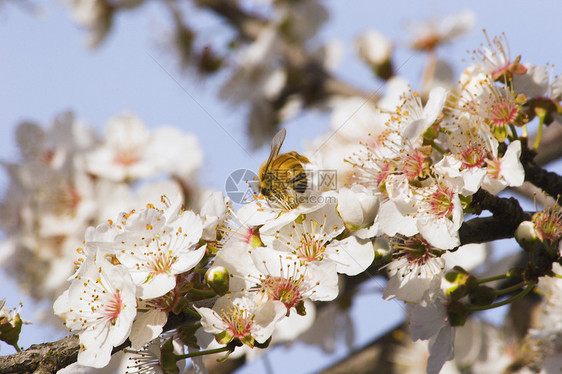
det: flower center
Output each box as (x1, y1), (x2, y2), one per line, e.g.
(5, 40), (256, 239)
(487, 97), (518, 128)
(403, 149), (427, 181)
(429, 186), (455, 219)
(485, 155), (501, 179)
(296, 232), (326, 262)
(533, 207), (562, 245)
(148, 250), (174, 275)
(222, 305), (253, 339)
(105, 291), (123, 324)
(114, 148), (141, 167)
(261, 275), (303, 310)
(459, 145), (487, 169)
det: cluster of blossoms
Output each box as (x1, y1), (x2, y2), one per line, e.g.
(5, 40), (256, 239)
(46, 28), (562, 373)
(52, 183), (378, 370)
(4, 5), (562, 373)
(54, 194), (207, 367)
(0, 112), (203, 308)
(306, 26), (562, 372)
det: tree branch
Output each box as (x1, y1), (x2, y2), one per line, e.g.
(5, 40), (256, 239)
(520, 143), (562, 199)
(0, 335), (79, 374)
(459, 215), (528, 245)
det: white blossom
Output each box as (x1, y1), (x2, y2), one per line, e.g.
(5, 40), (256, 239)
(115, 195), (205, 299)
(53, 253), (137, 368)
(195, 293), (286, 348)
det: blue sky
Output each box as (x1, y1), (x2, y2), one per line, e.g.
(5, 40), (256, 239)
(1, 0), (562, 372)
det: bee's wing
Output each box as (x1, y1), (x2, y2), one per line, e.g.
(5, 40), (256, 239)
(263, 128), (286, 170)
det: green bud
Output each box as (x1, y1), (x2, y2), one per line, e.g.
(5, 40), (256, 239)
(0, 312), (22, 351)
(373, 239), (391, 262)
(445, 269), (460, 283)
(452, 265), (468, 274)
(446, 270), (477, 300)
(447, 283), (468, 300)
(205, 266), (230, 296)
(465, 275), (478, 292)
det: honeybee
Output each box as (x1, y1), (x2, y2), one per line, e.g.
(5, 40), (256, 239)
(259, 128), (310, 207)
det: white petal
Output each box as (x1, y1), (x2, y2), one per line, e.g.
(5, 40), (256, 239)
(329, 236), (374, 276)
(378, 200), (418, 237)
(403, 118), (430, 144)
(213, 242), (257, 292)
(512, 63), (549, 99)
(409, 299), (447, 341)
(138, 273), (176, 300)
(237, 201), (278, 227)
(171, 244), (206, 274)
(384, 272), (441, 304)
(252, 300), (287, 343)
(77, 340), (113, 368)
(195, 306), (228, 335)
(306, 262), (340, 302)
(417, 215), (461, 250)
(337, 185), (379, 228)
(426, 326), (455, 374)
(499, 140), (524, 187)
(271, 300), (316, 343)
(423, 86), (448, 125)
(53, 290), (70, 319)
(129, 309), (168, 349)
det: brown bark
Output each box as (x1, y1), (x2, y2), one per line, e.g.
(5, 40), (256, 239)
(0, 335), (79, 374)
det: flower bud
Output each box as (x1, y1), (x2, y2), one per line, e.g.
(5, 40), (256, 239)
(337, 185), (379, 231)
(205, 266), (230, 296)
(373, 238), (392, 261)
(444, 265), (468, 283)
(445, 270), (477, 300)
(515, 220), (539, 251)
(0, 303), (23, 351)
